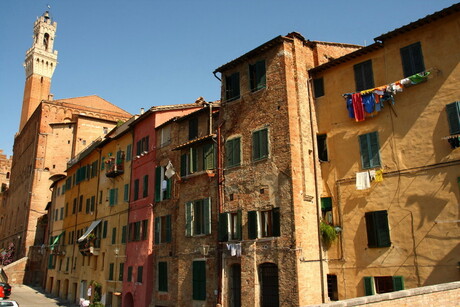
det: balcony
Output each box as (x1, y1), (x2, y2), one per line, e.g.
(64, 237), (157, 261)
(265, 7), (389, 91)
(78, 235), (100, 256)
(50, 244), (66, 256)
(105, 156), (124, 178)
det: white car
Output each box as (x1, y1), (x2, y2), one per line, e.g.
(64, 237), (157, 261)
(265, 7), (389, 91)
(0, 301), (19, 307)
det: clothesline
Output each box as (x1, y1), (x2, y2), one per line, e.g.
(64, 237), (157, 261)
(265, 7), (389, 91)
(343, 69), (433, 122)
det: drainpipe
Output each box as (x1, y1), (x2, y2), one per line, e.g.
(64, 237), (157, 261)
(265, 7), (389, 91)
(216, 122), (224, 306)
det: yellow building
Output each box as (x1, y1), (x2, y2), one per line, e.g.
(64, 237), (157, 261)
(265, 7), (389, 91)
(309, 4), (460, 300)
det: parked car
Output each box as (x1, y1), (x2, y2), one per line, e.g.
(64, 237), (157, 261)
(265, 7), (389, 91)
(0, 282), (11, 297)
(0, 301), (19, 307)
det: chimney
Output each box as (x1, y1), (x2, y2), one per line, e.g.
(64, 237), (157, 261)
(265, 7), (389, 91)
(48, 94), (54, 101)
(140, 108), (145, 114)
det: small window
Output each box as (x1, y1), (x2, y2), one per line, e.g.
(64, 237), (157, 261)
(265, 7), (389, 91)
(127, 266), (133, 282)
(313, 78), (325, 98)
(133, 179), (139, 201)
(327, 274), (338, 301)
(354, 60), (374, 92)
(317, 134), (328, 162)
(225, 137), (241, 168)
(103, 220), (108, 238)
(189, 117), (198, 140)
(321, 197), (333, 224)
(109, 188), (118, 206)
(446, 101), (460, 135)
(185, 198), (211, 237)
(119, 263), (124, 281)
(249, 60), (266, 92)
(155, 166), (171, 202)
(109, 263), (114, 280)
(359, 131), (381, 169)
(155, 215), (172, 244)
(364, 276), (404, 295)
(226, 72), (240, 101)
(192, 261), (206, 300)
(142, 175), (149, 198)
(158, 262), (168, 292)
(141, 219), (148, 240)
(218, 211), (242, 242)
(400, 42), (425, 77)
(126, 144), (132, 161)
(159, 125), (171, 147)
(124, 184), (129, 202)
(252, 128), (269, 161)
(137, 266), (143, 283)
(365, 210), (391, 248)
(121, 225), (127, 244)
(248, 208), (280, 239)
(111, 227), (116, 244)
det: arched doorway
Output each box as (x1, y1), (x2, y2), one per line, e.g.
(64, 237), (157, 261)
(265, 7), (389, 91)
(229, 263), (241, 307)
(123, 292), (134, 307)
(259, 263), (279, 307)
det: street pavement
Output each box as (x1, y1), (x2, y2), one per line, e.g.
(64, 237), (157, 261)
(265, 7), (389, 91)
(5, 285), (78, 307)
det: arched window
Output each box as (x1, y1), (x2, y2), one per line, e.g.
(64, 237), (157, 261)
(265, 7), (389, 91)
(43, 33), (50, 50)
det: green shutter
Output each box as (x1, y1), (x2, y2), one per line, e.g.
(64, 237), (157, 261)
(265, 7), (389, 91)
(180, 154), (188, 176)
(359, 134), (371, 169)
(109, 189), (115, 206)
(159, 262), (168, 292)
(154, 217), (160, 244)
(401, 42), (425, 77)
(109, 263), (114, 280)
(165, 215), (172, 243)
(253, 131), (260, 160)
(256, 60), (266, 90)
(112, 227), (116, 244)
(124, 184), (129, 202)
(185, 202), (193, 237)
(103, 220), (108, 238)
(248, 211), (258, 239)
(446, 102), (460, 135)
(121, 225), (127, 244)
(236, 210), (242, 240)
(364, 276), (374, 296)
(203, 143), (215, 170)
(134, 179), (139, 200)
(203, 198), (211, 235)
(86, 198), (90, 213)
(365, 212), (378, 247)
(321, 197), (332, 211)
(165, 177), (171, 199)
(225, 140), (233, 167)
(233, 138), (241, 166)
(375, 210), (391, 247)
(119, 263), (124, 281)
(359, 132), (380, 169)
(190, 148), (197, 173)
(143, 175), (149, 197)
(272, 207), (281, 237)
(126, 144), (132, 161)
(393, 276), (404, 291)
(193, 261), (206, 300)
(218, 213), (229, 242)
(155, 166), (162, 202)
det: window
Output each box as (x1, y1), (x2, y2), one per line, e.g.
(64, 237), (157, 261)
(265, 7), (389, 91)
(137, 266), (143, 283)
(219, 211), (242, 241)
(119, 263), (124, 281)
(180, 143), (216, 176)
(60, 207), (64, 220)
(133, 179), (139, 201)
(155, 215), (172, 244)
(91, 196), (95, 212)
(248, 208), (280, 239)
(364, 276), (404, 295)
(400, 42), (425, 77)
(155, 166), (171, 202)
(79, 195), (83, 212)
(158, 262), (168, 292)
(354, 60), (374, 91)
(189, 117), (198, 140)
(111, 227), (116, 244)
(317, 134), (328, 162)
(109, 263), (114, 280)
(85, 198), (90, 213)
(103, 220), (108, 239)
(136, 136), (149, 156)
(225, 72), (240, 101)
(327, 274), (338, 301)
(159, 125), (171, 147)
(249, 60), (266, 92)
(101, 157), (105, 170)
(185, 198), (211, 236)
(127, 266), (133, 282)
(359, 131), (381, 169)
(225, 137), (241, 168)
(192, 261), (206, 300)
(252, 128), (269, 161)
(129, 221), (143, 242)
(141, 219), (148, 240)
(126, 144), (132, 161)
(446, 101), (460, 135)
(109, 188), (118, 206)
(142, 175), (149, 198)
(313, 77), (325, 98)
(321, 197), (333, 224)
(365, 210), (391, 248)
(121, 225), (127, 244)
(72, 198), (76, 214)
(124, 184), (129, 202)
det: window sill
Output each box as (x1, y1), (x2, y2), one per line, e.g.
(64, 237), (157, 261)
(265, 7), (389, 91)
(253, 156), (269, 164)
(250, 86), (266, 94)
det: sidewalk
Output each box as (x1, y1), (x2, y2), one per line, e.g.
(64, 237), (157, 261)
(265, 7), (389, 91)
(8, 284), (78, 307)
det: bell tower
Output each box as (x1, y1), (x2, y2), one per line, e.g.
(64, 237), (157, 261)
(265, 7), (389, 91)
(19, 11), (58, 131)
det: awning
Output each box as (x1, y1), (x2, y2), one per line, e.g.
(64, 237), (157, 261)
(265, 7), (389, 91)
(77, 220), (102, 243)
(50, 231), (65, 249)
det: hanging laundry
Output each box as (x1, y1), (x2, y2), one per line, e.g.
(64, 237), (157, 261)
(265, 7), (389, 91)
(362, 93), (376, 113)
(356, 171), (371, 190)
(374, 170), (384, 182)
(346, 95), (355, 119)
(369, 170), (376, 181)
(161, 180), (168, 191)
(352, 93), (365, 122)
(226, 243), (242, 257)
(448, 137), (460, 149)
(408, 71), (430, 84)
(165, 161), (175, 179)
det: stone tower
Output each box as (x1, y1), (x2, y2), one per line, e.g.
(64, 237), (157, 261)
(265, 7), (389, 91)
(19, 11), (58, 131)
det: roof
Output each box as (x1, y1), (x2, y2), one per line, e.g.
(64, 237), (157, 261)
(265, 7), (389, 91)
(66, 137), (103, 169)
(172, 134), (216, 151)
(131, 103), (200, 126)
(310, 3), (459, 74)
(174, 105), (220, 123)
(52, 95), (131, 118)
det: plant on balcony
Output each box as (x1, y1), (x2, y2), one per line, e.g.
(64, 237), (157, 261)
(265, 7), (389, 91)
(320, 220), (339, 247)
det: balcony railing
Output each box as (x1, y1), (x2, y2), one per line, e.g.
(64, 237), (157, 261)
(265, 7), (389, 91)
(78, 237), (100, 256)
(105, 157), (124, 178)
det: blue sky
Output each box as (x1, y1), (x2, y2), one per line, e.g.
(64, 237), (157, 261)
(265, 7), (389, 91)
(0, 0), (457, 156)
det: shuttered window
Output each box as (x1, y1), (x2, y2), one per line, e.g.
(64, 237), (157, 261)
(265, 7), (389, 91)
(317, 134), (328, 162)
(364, 276), (404, 295)
(313, 77), (325, 98)
(155, 166), (171, 202)
(111, 227), (116, 244)
(121, 225), (127, 244)
(142, 175), (149, 198)
(359, 131), (381, 169)
(192, 261), (206, 300)
(247, 208), (280, 239)
(137, 266), (143, 283)
(203, 143), (215, 170)
(119, 263), (124, 281)
(249, 60), (266, 92)
(124, 184), (129, 202)
(365, 210), (391, 248)
(103, 220), (108, 238)
(354, 60), (374, 91)
(133, 179), (139, 201)
(400, 42), (425, 77)
(155, 215), (172, 244)
(189, 117), (199, 140)
(185, 198), (211, 236)
(109, 188), (118, 206)
(218, 211), (242, 242)
(225, 137), (241, 168)
(252, 128), (269, 161)
(126, 144), (132, 161)
(446, 101), (460, 135)
(109, 263), (114, 280)
(127, 266), (133, 282)
(226, 72), (240, 101)
(158, 262), (168, 292)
